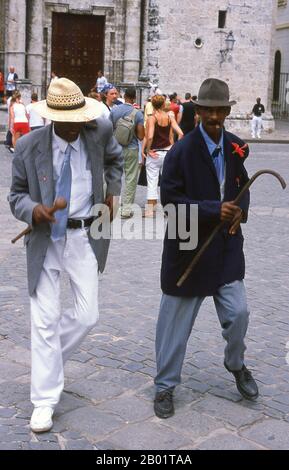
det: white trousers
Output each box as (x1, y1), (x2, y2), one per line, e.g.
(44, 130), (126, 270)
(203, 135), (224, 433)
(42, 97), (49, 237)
(146, 150), (168, 200)
(30, 228), (99, 408)
(251, 116), (262, 138)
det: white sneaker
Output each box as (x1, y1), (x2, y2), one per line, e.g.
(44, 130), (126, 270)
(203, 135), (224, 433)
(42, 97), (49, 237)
(30, 406), (54, 433)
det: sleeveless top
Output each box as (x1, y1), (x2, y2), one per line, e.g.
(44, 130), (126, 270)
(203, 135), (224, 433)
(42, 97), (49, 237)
(13, 103), (28, 123)
(151, 115), (171, 149)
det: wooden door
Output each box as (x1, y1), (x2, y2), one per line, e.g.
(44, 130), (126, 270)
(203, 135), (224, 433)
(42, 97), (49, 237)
(51, 13), (105, 94)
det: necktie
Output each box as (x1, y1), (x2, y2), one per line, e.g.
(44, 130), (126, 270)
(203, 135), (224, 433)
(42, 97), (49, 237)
(212, 145), (224, 184)
(51, 144), (72, 241)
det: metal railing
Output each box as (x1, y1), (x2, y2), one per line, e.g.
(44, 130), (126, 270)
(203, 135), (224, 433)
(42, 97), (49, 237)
(110, 60), (124, 85)
(272, 72), (289, 120)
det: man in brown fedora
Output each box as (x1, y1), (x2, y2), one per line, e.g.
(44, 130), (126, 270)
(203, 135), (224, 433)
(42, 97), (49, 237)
(9, 78), (123, 432)
(154, 78), (258, 419)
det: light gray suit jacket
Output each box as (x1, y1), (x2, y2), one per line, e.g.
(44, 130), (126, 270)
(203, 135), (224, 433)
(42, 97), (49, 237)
(9, 119), (123, 296)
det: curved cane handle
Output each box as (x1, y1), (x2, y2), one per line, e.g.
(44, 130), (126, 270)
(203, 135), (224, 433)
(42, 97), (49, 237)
(177, 170), (286, 287)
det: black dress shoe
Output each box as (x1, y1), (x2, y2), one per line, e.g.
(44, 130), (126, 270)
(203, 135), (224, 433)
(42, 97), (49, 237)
(154, 390), (174, 419)
(225, 363), (259, 400)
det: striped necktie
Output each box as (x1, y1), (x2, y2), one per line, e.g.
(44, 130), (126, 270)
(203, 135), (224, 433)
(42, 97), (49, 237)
(51, 144), (72, 241)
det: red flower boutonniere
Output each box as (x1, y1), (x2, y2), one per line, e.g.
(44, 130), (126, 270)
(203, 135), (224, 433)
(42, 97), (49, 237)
(232, 142), (248, 158)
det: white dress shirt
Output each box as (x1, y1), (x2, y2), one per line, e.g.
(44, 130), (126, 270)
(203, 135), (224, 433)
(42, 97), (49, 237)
(52, 128), (93, 218)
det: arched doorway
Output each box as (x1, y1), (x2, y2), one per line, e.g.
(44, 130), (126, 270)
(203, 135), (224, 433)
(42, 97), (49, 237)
(272, 50), (289, 119)
(273, 50), (281, 101)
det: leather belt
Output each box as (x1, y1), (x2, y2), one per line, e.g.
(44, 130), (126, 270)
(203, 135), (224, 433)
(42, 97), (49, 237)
(67, 217), (94, 229)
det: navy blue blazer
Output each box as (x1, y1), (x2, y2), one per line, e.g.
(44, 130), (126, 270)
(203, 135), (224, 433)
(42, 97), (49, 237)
(160, 126), (250, 297)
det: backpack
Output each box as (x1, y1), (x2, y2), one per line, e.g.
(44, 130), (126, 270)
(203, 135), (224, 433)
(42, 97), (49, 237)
(114, 108), (138, 146)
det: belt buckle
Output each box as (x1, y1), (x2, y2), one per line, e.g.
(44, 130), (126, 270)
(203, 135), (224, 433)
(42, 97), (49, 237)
(81, 219), (85, 229)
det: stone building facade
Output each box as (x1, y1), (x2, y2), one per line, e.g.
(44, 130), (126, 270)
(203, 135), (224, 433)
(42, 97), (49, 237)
(147, 0), (277, 131)
(0, 0), (277, 129)
(273, 0), (289, 118)
(276, 0), (289, 73)
(0, 0), (144, 97)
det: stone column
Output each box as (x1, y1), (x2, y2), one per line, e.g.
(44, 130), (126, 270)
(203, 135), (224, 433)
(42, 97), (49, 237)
(0, 0), (7, 72)
(5, 0), (26, 78)
(123, 0), (142, 84)
(139, 0), (149, 80)
(138, 0), (150, 107)
(26, 0), (43, 96)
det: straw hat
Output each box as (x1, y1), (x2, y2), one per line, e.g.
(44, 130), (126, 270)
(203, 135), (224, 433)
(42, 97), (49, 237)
(32, 78), (103, 122)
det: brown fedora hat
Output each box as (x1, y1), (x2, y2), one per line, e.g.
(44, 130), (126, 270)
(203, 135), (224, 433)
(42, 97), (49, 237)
(192, 78), (236, 107)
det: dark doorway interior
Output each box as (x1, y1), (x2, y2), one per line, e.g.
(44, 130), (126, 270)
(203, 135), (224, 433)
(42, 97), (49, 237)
(273, 50), (281, 102)
(51, 13), (105, 94)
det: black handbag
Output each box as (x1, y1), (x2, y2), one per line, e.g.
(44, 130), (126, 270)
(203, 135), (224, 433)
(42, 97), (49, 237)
(4, 130), (12, 147)
(138, 161), (161, 187)
(138, 163), (147, 186)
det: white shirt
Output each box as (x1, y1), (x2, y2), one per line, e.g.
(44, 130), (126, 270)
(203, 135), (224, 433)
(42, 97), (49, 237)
(6, 72), (16, 91)
(99, 101), (111, 119)
(13, 102), (28, 123)
(26, 103), (45, 128)
(50, 76), (59, 85)
(52, 128), (93, 219)
(96, 75), (108, 92)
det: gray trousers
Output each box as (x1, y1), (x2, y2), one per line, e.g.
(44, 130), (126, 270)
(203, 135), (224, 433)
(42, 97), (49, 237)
(155, 280), (249, 392)
(121, 147), (139, 217)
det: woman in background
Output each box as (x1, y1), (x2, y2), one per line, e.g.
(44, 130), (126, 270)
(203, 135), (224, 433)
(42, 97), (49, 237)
(144, 95), (183, 217)
(10, 93), (30, 148)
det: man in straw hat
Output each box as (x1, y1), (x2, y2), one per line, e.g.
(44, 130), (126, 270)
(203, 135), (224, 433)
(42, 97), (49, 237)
(154, 78), (258, 419)
(9, 78), (123, 432)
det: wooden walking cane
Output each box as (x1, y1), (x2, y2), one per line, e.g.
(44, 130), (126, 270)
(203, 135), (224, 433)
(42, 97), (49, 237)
(11, 197), (67, 244)
(177, 169), (287, 288)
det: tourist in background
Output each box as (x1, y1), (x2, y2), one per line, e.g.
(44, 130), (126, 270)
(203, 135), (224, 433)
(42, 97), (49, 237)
(50, 72), (59, 84)
(6, 66), (18, 98)
(96, 70), (108, 93)
(179, 92), (197, 135)
(144, 94), (183, 217)
(100, 83), (118, 119)
(251, 97), (265, 139)
(26, 93), (45, 131)
(10, 92), (30, 148)
(111, 87), (144, 218)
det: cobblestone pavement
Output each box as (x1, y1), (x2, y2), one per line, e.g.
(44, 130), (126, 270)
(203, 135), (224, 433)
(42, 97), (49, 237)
(1, 142), (289, 450)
